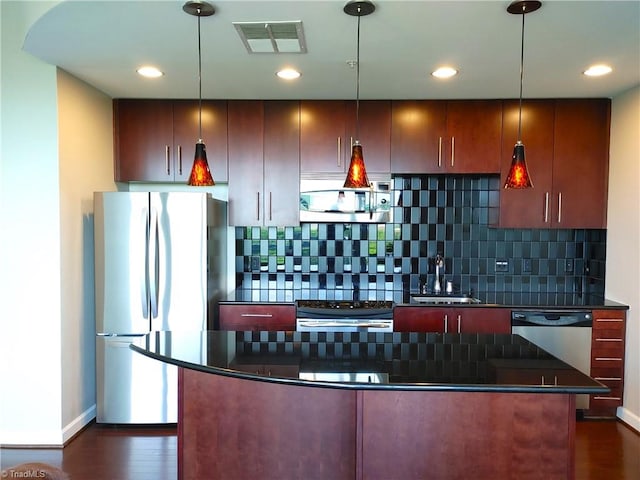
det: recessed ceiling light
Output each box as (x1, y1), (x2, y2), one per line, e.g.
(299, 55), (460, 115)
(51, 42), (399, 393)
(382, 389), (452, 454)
(583, 64), (612, 77)
(276, 68), (301, 80)
(137, 66), (164, 78)
(431, 67), (458, 79)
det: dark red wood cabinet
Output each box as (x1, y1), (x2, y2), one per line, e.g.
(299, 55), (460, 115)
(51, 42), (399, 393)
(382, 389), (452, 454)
(218, 303), (296, 331)
(588, 309), (626, 417)
(444, 100), (503, 174)
(300, 100), (391, 175)
(227, 100), (300, 226)
(393, 306), (511, 334)
(499, 98), (610, 228)
(551, 99), (610, 228)
(391, 100), (502, 174)
(300, 100), (349, 174)
(114, 99), (228, 183)
(391, 100), (446, 173)
(499, 99), (556, 228)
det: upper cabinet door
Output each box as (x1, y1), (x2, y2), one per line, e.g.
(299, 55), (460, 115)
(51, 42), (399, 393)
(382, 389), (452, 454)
(552, 99), (610, 229)
(264, 101), (300, 226)
(499, 100), (556, 228)
(227, 100), (264, 226)
(391, 100), (446, 174)
(114, 99), (228, 183)
(444, 100), (502, 174)
(114, 100), (174, 182)
(345, 100), (391, 174)
(300, 101), (348, 174)
(173, 100), (228, 183)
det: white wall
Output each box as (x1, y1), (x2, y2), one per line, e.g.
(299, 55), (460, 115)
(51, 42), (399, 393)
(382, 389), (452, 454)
(607, 84), (640, 432)
(0, 1), (114, 446)
(57, 69), (115, 438)
(0, 0), (64, 446)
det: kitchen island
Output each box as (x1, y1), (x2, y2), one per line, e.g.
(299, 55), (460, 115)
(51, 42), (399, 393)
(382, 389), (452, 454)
(132, 330), (609, 480)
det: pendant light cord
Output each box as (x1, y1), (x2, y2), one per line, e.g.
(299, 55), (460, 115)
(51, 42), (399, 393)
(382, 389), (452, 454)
(197, 8), (203, 142)
(517, 11), (525, 142)
(355, 10), (361, 142)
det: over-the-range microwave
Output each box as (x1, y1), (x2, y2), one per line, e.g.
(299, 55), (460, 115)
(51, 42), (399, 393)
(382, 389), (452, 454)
(300, 175), (396, 223)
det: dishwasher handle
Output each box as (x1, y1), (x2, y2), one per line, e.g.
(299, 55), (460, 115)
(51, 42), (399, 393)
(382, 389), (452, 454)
(511, 311), (592, 327)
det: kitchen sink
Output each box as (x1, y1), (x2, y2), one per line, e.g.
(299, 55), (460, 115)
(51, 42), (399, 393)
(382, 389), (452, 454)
(410, 294), (482, 305)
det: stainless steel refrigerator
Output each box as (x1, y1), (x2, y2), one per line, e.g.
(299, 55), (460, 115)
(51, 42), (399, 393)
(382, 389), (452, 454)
(94, 192), (227, 424)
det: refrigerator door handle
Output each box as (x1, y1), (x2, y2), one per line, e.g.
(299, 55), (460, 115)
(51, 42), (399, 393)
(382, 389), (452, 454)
(141, 208), (150, 319)
(148, 206), (159, 319)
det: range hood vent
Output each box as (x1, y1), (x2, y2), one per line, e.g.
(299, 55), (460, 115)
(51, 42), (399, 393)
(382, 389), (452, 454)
(233, 21), (307, 53)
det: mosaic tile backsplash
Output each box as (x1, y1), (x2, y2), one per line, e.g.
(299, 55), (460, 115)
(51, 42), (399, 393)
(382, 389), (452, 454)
(234, 175), (606, 304)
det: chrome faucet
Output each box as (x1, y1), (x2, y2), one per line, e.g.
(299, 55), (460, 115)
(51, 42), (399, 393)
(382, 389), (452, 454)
(434, 254), (445, 294)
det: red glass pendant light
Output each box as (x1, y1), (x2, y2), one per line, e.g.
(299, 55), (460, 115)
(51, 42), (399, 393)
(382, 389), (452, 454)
(343, 1), (375, 189)
(504, 0), (541, 189)
(344, 142), (370, 188)
(184, 1), (215, 186)
(188, 141), (214, 186)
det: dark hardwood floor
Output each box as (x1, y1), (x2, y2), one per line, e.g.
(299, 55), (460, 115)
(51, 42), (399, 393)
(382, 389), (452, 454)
(1, 419), (638, 479)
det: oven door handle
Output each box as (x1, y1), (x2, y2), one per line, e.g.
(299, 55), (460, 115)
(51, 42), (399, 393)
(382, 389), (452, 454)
(297, 320), (391, 329)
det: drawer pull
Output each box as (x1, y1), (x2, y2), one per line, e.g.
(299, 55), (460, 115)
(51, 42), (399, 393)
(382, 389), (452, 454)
(595, 318), (624, 322)
(240, 313), (273, 318)
(594, 377), (622, 381)
(593, 396), (621, 401)
(594, 357), (622, 361)
(595, 338), (622, 342)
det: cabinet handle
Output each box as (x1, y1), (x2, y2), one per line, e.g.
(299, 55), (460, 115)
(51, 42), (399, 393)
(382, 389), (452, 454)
(337, 137), (341, 167)
(595, 338), (623, 342)
(240, 313), (273, 317)
(438, 137), (442, 167)
(178, 145), (182, 175)
(595, 318), (624, 323)
(268, 191), (273, 221)
(444, 314), (448, 333)
(256, 192), (260, 221)
(557, 192), (562, 223)
(595, 357), (623, 361)
(450, 137), (455, 167)
(457, 314), (461, 333)
(544, 192), (549, 223)
(165, 145), (170, 175)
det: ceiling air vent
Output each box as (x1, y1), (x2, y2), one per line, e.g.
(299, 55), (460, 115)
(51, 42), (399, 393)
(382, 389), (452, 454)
(233, 21), (307, 54)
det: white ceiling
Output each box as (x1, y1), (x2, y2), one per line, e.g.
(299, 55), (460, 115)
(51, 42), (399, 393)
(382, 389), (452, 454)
(23, 0), (640, 100)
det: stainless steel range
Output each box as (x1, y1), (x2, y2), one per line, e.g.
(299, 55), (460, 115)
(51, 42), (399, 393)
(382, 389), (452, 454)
(295, 300), (394, 332)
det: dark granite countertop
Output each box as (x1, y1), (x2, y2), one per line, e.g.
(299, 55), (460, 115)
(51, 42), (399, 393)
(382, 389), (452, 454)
(222, 290), (629, 310)
(131, 330), (609, 394)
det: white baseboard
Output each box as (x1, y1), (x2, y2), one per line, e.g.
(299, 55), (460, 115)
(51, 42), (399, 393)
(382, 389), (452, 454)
(62, 404), (96, 444)
(0, 405), (96, 447)
(617, 406), (640, 432)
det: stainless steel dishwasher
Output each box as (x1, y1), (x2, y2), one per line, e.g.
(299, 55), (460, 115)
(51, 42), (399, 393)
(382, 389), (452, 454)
(511, 310), (592, 411)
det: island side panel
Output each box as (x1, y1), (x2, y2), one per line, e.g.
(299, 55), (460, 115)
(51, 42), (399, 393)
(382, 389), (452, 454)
(361, 391), (576, 480)
(178, 368), (357, 480)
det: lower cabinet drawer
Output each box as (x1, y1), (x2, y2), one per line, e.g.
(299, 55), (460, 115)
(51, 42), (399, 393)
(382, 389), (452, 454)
(591, 356), (624, 370)
(591, 341), (625, 356)
(219, 304), (296, 330)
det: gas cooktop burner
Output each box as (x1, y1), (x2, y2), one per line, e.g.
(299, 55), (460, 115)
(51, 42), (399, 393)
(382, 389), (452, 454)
(297, 300), (393, 310)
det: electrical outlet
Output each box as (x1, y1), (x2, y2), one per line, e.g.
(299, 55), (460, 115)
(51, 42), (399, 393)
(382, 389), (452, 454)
(565, 259), (574, 273)
(495, 259), (509, 273)
(522, 258), (532, 273)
